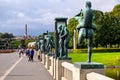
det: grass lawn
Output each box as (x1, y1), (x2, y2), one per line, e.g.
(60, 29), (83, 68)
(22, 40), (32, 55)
(68, 52), (120, 66)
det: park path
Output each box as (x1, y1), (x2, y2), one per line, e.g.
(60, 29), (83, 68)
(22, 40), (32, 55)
(0, 52), (53, 80)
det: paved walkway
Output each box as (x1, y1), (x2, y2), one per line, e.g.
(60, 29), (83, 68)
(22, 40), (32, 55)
(3, 54), (54, 80)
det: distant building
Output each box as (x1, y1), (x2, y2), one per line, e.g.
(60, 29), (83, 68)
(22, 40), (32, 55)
(13, 36), (24, 40)
(0, 38), (11, 49)
(13, 36), (36, 40)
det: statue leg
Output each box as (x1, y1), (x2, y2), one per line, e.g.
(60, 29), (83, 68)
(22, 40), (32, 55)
(87, 37), (93, 63)
(78, 33), (84, 44)
(59, 39), (63, 57)
(63, 39), (68, 58)
(50, 45), (52, 53)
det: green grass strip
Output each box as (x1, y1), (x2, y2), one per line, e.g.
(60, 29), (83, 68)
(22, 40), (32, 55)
(68, 52), (120, 66)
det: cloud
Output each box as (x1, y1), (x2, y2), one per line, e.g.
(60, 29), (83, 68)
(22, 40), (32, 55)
(0, 0), (119, 36)
(17, 12), (25, 18)
(90, 0), (119, 12)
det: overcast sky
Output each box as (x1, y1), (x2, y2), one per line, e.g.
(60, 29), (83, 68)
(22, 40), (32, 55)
(0, 0), (119, 36)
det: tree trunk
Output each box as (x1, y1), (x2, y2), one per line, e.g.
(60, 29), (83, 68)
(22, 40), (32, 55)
(110, 43), (112, 48)
(117, 43), (119, 48)
(105, 45), (107, 48)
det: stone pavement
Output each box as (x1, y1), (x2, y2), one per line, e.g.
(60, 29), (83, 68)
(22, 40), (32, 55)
(4, 55), (54, 80)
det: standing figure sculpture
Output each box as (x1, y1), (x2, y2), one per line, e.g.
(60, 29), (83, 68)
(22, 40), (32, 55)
(46, 32), (54, 54)
(74, 1), (96, 63)
(39, 40), (44, 53)
(58, 24), (70, 58)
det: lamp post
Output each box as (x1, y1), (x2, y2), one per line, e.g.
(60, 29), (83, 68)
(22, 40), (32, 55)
(55, 17), (68, 58)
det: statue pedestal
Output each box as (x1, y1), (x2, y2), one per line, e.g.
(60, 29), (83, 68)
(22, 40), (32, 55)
(41, 53), (46, 65)
(74, 62), (104, 80)
(49, 55), (55, 76)
(45, 54), (54, 70)
(53, 57), (56, 79)
(56, 57), (72, 80)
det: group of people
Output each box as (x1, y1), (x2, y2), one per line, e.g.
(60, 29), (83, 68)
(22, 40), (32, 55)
(19, 48), (34, 62)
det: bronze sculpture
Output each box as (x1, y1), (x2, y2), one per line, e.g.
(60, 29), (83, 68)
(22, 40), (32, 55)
(58, 24), (70, 58)
(75, 1), (96, 62)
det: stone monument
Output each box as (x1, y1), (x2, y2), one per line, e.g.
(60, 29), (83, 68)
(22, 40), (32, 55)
(55, 18), (72, 80)
(46, 32), (54, 54)
(58, 24), (70, 58)
(74, 1), (104, 80)
(74, 1), (96, 63)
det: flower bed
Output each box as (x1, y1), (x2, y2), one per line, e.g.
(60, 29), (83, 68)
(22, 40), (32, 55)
(0, 49), (15, 53)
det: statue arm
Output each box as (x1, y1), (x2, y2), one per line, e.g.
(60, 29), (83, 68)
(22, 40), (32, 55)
(92, 12), (97, 31)
(75, 9), (83, 16)
(74, 16), (81, 20)
(61, 27), (68, 38)
(74, 9), (83, 20)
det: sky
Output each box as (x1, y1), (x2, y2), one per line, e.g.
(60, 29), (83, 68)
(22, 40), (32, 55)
(0, 0), (120, 36)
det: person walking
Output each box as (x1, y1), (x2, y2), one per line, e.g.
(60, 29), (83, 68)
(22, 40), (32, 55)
(25, 48), (29, 57)
(19, 48), (24, 57)
(28, 48), (34, 62)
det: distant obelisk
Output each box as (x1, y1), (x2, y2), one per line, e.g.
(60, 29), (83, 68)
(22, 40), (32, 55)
(73, 30), (76, 50)
(25, 24), (27, 40)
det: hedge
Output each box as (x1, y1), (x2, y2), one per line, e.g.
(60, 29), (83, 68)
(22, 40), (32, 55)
(69, 48), (120, 53)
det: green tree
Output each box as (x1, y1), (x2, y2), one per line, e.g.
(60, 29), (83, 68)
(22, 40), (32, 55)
(1, 33), (14, 39)
(112, 4), (120, 47)
(10, 39), (20, 49)
(67, 18), (78, 48)
(93, 10), (104, 48)
(67, 4), (120, 48)
(0, 33), (2, 38)
(97, 12), (113, 47)
(98, 11), (120, 48)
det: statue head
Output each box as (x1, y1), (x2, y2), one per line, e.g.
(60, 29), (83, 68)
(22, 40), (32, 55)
(85, 1), (91, 8)
(58, 24), (63, 31)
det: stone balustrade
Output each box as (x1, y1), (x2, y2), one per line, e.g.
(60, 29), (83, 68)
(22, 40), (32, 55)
(61, 62), (77, 80)
(87, 72), (115, 80)
(40, 53), (114, 80)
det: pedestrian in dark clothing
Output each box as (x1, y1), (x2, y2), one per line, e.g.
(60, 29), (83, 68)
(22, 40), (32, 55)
(25, 48), (29, 57)
(28, 49), (34, 62)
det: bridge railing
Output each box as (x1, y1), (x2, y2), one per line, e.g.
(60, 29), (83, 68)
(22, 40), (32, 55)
(61, 62), (74, 80)
(40, 53), (115, 80)
(61, 62), (115, 80)
(87, 72), (115, 80)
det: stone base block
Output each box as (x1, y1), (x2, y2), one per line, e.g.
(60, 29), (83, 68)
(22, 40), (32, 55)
(41, 54), (46, 65)
(56, 58), (72, 80)
(74, 62), (104, 80)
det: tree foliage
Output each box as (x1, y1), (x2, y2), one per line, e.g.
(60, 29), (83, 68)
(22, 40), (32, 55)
(0, 32), (14, 39)
(67, 4), (120, 48)
(67, 18), (78, 48)
(93, 10), (104, 47)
